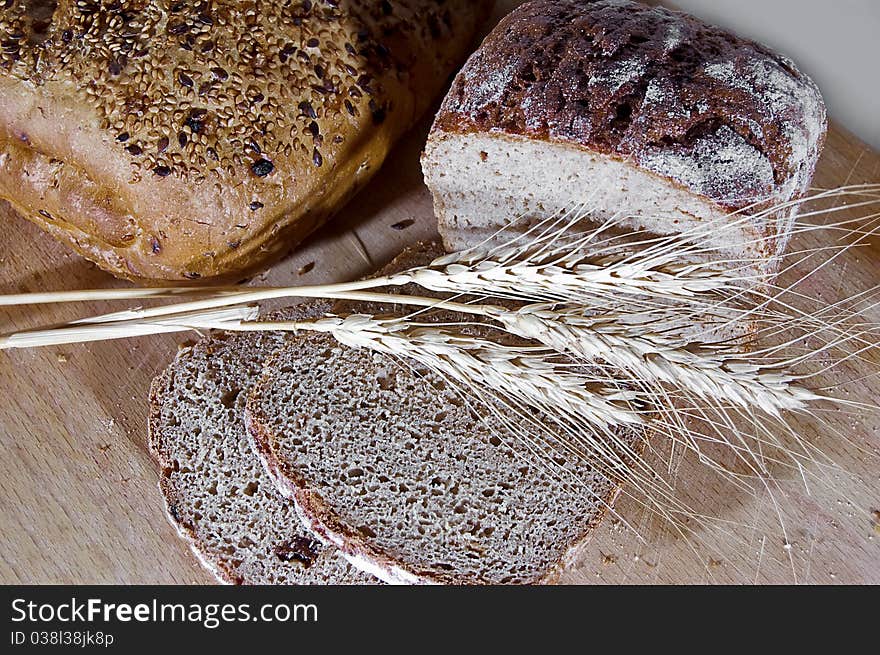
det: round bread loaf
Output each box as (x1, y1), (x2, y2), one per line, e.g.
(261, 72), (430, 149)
(0, 0), (491, 282)
(423, 0), (827, 275)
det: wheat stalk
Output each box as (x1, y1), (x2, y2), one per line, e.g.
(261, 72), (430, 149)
(136, 305), (858, 575)
(0, 305), (259, 349)
(0, 187), (875, 444)
(485, 304), (824, 414)
(232, 313), (646, 429)
(1, 185), (878, 569)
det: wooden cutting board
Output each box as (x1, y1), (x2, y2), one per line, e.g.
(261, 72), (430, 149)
(1, 1), (878, 584)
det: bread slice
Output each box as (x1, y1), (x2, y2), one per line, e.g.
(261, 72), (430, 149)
(246, 248), (647, 585)
(422, 0), (826, 276)
(149, 301), (377, 584)
(0, 1), (492, 282)
(147, 242), (444, 583)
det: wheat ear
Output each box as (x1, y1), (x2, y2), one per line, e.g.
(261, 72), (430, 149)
(231, 314), (646, 429)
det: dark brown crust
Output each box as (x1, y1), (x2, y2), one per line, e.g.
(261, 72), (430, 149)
(433, 0), (826, 211)
(0, 1), (493, 282)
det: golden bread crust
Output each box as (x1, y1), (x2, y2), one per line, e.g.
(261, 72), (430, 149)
(0, 0), (492, 281)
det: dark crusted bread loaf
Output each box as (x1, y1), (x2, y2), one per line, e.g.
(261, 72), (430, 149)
(246, 244), (647, 584)
(422, 0), (826, 274)
(149, 300), (378, 584)
(0, 0), (492, 282)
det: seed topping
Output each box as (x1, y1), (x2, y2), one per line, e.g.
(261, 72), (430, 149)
(0, 0), (454, 183)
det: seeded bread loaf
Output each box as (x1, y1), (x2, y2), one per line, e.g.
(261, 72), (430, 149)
(0, 0), (492, 282)
(149, 300), (381, 584)
(422, 0), (827, 275)
(246, 245), (647, 584)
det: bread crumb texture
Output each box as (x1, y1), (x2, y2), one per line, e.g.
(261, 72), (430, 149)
(254, 333), (645, 584)
(436, 0), (826, 209)
(150, 304), (376, 584)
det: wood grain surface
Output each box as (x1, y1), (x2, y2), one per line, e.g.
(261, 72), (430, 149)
(1, 1), (878, 584)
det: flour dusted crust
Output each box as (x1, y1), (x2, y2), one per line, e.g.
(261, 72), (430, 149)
(0, 0), (491, 282)
(433, 0), (826, 215)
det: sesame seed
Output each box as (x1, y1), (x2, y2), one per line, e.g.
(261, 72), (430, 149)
(153, 165), (171, 177)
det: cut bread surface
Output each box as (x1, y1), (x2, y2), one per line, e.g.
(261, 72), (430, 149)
(248, 333), (641, 585)
(423, 130), (793, 276)
(147, 243), (445, 584)
(149, 302), (377, 585)
(246, 247), (646, 585)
